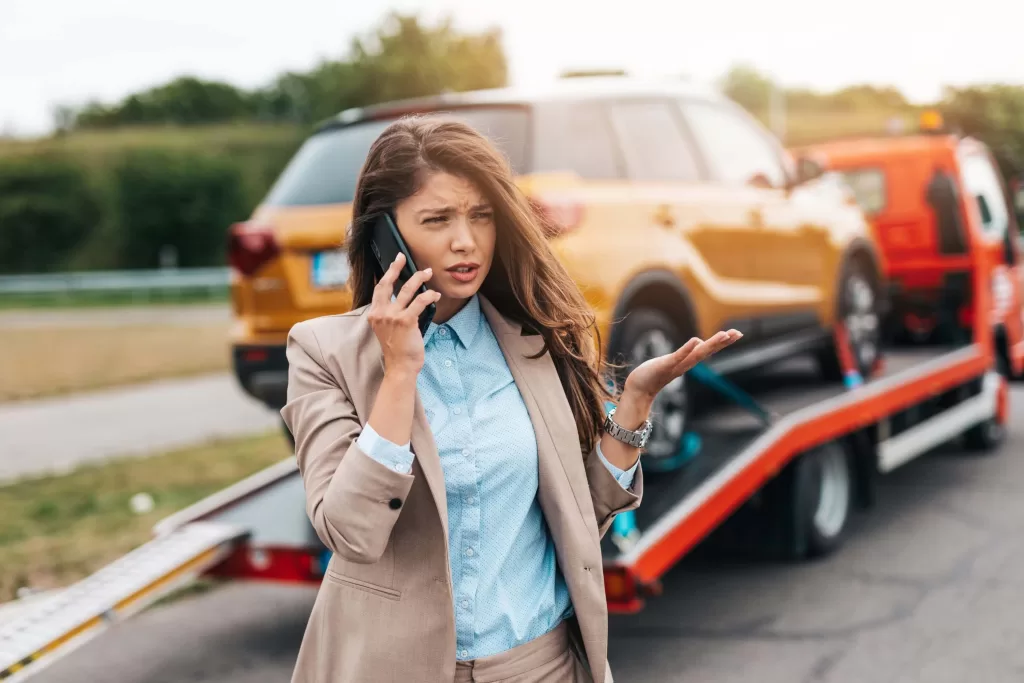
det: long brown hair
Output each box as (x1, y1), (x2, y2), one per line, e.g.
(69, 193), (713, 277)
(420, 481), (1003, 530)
(347, 113), (611, 454)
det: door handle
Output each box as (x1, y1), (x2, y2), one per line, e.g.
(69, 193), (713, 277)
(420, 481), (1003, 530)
(653, 204), (675, 228)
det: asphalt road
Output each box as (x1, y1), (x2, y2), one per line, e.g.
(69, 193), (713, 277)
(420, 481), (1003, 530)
(0, 373), (280, 483)
(0, 303), (280, 483)
(33, 388), (1024, 683)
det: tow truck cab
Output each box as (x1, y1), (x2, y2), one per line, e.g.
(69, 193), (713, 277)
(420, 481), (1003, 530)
(797, 117), (1024, 377)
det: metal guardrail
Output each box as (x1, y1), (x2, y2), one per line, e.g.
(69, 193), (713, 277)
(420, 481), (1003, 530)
(0, 268), (230, 302)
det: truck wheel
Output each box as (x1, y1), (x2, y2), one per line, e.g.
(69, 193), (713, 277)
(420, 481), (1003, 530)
(961, 375), (1007, 452)
(818, 258), (881, 381)
(964, 416), (1006, 452)
(782, 441), (853, 559)
(610, 308), (692, 473)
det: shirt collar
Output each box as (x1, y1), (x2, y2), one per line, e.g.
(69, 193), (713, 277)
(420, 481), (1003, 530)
(423, 295), (482, 349)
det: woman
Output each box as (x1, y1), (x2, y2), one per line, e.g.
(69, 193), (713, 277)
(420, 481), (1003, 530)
(281, 115), (739, 683)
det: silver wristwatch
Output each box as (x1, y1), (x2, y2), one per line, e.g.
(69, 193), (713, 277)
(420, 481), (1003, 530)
(603, 407), (653, 449)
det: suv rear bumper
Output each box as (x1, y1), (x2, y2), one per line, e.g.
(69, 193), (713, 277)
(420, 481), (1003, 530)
(232, 345), (288, 410)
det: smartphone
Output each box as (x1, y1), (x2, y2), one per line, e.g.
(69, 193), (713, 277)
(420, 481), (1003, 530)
(369, 211), (436, 335)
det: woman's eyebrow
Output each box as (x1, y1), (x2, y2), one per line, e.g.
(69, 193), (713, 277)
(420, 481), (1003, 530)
(415, 206), (453, 217)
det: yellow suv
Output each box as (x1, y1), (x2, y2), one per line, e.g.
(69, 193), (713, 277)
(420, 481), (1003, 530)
(229, 77), (884, 467)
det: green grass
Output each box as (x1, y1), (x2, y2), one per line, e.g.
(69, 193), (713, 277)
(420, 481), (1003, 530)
(0, 288), (229, 310)
(0, 431), (291, 602)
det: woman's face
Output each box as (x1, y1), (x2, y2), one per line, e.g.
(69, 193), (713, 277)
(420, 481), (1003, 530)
(393, 171), (497, 323)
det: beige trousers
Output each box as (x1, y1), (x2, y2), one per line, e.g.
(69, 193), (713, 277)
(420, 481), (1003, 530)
(453, 621), (594, 683)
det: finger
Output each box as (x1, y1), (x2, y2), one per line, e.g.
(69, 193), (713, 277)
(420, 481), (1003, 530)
(706, 330), (738, 351)
(394, 267), (433, 308)
(673, 331), (740, 373)
(406, 289), (442, 318)
(378, 253), (406, 292)
(371, 253), (405, 306)
(671, 337), (703, 360)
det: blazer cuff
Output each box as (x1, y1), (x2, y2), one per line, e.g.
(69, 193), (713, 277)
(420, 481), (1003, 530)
(595, 441), (639, 491)
(357, 423), (415, 475)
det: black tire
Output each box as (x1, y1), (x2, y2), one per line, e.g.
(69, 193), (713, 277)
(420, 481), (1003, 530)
(608, 308), (693, 473)
(817, 256), (883, 382)
(964, 415), (1006, 452)
(774, 442), (854, 560)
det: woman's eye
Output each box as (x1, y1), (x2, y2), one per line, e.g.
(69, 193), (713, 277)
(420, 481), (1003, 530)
(473, 212), (494, 221)
(423, 215), (447, 224)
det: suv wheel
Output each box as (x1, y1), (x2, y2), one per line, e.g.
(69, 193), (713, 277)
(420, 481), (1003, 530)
(610, 308), (692, 472)
(818, 259), (881, 381)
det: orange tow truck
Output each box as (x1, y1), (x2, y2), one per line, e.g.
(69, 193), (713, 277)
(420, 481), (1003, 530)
(797, 113), (1024, 378)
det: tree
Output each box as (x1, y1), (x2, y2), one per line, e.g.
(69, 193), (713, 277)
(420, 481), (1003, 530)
(346, 12), (507, 108)
(941, 85), (1024, 177)
(719, 64), (775, 115)
(66, 12), (508, 130)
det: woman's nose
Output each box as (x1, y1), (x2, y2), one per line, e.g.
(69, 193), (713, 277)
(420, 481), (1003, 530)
(450, 216), (475, 251)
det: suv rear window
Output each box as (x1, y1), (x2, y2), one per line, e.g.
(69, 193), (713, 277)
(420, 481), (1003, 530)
(263, 107), (531, 207)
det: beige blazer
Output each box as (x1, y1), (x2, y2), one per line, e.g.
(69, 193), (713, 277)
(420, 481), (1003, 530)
(280, 296), (643, 683)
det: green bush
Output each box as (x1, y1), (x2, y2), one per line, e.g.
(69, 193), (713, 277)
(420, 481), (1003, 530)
(111, 150), (248, 269)
(0, 157), (101, 273)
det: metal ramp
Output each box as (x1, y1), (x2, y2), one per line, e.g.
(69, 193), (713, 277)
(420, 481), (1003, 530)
(0, 521), (246, 682)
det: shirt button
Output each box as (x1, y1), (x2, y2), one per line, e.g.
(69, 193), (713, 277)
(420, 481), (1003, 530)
(454, 407), (462, 415)
(466, 496), (475, 505)
(438, 328), (448, 337)
(462, 448), (470, 457)
(444, 359), (452, 367)
(465, 547), (474, 557)
(460, 649), (468, 658)
(461, 599), (469, 608)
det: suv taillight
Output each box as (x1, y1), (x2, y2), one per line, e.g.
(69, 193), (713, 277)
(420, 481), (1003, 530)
(228, 222), (279, 276)
(530, 196), (584, 238)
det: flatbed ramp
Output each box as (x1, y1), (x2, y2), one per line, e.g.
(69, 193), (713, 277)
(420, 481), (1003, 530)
(0, 522), (246, 682)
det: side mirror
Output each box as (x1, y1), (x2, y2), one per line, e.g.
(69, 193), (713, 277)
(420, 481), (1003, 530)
(787, 155), (826, 190)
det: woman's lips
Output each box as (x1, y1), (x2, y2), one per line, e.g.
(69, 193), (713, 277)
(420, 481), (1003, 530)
(447, 265), (479, 283)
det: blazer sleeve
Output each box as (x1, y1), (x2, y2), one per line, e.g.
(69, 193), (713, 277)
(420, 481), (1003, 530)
(280, 322), (414, 564)
(584, 441), (644, 540)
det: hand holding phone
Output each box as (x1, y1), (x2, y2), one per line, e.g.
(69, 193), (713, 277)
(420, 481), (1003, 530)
(369, 212), (437, 335)
(368, 253), (441, 375)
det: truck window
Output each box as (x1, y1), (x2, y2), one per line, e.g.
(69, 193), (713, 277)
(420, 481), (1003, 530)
(606, 100), (700, 182)
(678, 99), (787, 189)
(837, 168), (887, 216)
(264, 107), (531, 207)
(531, 101), (622, 179)
(958, 151), (1011, 240)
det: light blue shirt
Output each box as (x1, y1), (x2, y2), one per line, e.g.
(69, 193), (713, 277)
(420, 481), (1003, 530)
(357, 295), (637, 660)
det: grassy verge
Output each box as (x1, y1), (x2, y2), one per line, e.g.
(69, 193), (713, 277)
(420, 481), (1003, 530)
(0, 430), (291, 602)
(0, 322), (231, 402)
(0, 289), (229, 310)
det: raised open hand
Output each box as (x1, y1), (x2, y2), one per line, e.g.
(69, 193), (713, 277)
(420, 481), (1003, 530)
(623, 330), (742, 401)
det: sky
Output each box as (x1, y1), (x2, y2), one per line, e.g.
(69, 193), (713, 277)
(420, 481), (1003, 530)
(3, 0), (1024, 137)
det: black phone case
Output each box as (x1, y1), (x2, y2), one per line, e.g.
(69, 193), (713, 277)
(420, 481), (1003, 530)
(369, 212), (436, 335)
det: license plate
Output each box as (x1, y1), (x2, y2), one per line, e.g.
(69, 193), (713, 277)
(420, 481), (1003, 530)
(311, 250), (350, 289)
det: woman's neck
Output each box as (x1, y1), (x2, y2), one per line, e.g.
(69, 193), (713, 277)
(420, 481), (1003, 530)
(431, 295), (473, 325)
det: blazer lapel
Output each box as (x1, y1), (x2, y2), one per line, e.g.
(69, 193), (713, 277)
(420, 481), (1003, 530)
(479, 297), (599, 546)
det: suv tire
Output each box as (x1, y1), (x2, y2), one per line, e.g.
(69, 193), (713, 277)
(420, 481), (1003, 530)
(609, 307), (693, 473)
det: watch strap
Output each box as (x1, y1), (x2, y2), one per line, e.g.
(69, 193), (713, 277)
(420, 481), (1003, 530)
(603, 407), (652, 448)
